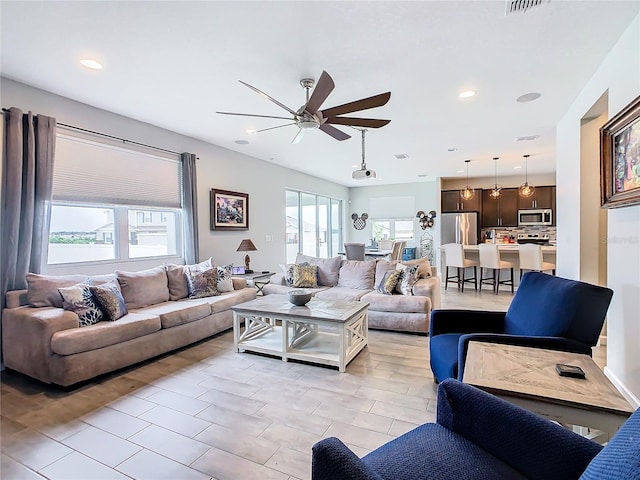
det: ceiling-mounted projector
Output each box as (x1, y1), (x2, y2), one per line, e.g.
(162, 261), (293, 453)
(352, 168), (377, 180)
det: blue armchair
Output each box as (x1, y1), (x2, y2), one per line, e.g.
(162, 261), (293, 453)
(429, 272), (613, 382)
(311, 379), (640, 480)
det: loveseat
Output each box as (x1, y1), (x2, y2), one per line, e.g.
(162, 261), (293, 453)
(262, 254), (441, 333)
(1, 261), (256, 387)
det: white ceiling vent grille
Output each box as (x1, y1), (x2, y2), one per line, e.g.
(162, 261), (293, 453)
(505, 0), (550, 15)
(394, 153), (409, 159)
(515, 135), (540, 142)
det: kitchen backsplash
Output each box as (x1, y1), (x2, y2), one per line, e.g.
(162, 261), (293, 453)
(480, 226), (557, 245)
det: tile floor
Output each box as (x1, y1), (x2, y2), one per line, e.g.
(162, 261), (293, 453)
(0, 286), (604, 479)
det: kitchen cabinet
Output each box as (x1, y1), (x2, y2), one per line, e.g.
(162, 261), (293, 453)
(441, 190), (482, 212)
(482, 188), (518, 227)
(517, 185), (555, 210)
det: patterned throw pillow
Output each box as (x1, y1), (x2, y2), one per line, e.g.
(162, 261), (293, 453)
(89, 280), (128, 321)
(186, 268), (219, 299)
(377, 270), (402, 295)
(395, 264), (420, 296)
(58, 284), (104, 327)
(215, 264), (234, 293)
(292, 264), (318, 288)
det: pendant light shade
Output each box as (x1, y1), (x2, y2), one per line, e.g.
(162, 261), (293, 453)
(459, 159), (475, 201)
(489, 157), (502, 199)
(519, 154), (536, 198)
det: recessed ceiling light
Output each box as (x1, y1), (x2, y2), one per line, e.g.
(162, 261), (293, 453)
(514, 165), (522, 170)
(517, 92), (542, 103)
(234, 139), (249, 145)
(352, 165), (360, 169)
(80, 59), (103, 70)
(447, 147), (458, 152)
(458, 90), (476, 99)
(246, 129), (257, 135)
(456, 169), (464, 174)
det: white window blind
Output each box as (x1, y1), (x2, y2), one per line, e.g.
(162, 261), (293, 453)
(53, 133), (182, 208)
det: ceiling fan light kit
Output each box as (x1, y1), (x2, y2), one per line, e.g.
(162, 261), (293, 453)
(489, 156), (503, 199)
(217, 70), (391, 144)
(519, 154), (536, 197)
(460, 159), (475, 200)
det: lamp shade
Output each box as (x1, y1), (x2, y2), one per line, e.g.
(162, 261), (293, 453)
(236, 239), (257, 252)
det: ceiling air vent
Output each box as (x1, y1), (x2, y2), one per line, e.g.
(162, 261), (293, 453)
(515, 135), (540, 142)
(505, 0), (550, 15)
(394, 153), (409, 160)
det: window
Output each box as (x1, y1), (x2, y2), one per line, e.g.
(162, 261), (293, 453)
(286, 190), (343, 263)
(372, 219), (414, 243)
(46, 132), (183, 267)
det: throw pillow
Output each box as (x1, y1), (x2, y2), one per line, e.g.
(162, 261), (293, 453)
(292, 264), (318, 288)
(279, 264), (296, 286)
(377, 270), (402, 295)
(89, 280), (128, 321)
(186, 268), (219, 299)
(399, 257), (432, 278)
(295, 254), (342, 286)
(58, 284), (104, 327)
(166, 258), (213, 300)
(337, 260), (376, 290)
(116, 266), (170, 309)
(216, 264), (234, 293)
(395, 264), (420, 296)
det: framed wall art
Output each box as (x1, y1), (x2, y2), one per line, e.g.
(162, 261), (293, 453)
(210, 189), (249, 230)
(600, 95), (640, 208)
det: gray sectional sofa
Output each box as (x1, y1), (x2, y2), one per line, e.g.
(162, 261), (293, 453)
(262, 254), (441, 334)
(1, 264), (256, 387)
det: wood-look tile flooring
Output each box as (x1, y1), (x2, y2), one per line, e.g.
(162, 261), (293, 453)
(0, 287), (604, 479)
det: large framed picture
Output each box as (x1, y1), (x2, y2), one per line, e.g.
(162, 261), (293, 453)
(210, 189), (249, 230)
(600, 95), (640, 208)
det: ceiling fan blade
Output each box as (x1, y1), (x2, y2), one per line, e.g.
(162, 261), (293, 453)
(304, 70), (335, 114)
(291, 129), (305, 144)
(238, 80), (298, 116)
(327, 117), (391, 128)
(216, 111), (294, 121)
(319, 123), (351, 141)
(254, 122), (297, 133)
(321, 92), (391, 118)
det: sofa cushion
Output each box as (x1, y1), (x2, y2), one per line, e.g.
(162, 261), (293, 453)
(186, 268), (219, 299)
(88, 273), (118, 286)
(89, 280), (128, 321)
(165, 258), (212, 301)
(361, 291), (431, 313)
(51, 312), (161, 356)
(261, 283), (329, 296)
(399, 257), (433, 278)
(133, 300), (211, 329)
(207, 288), (259, 315)
(58, 284), (104, 327)
(26, 273), (89, 308)
(295, 254), (342, 286)
(315, 286), (372, 302)
(116, 266), (170, 309)
(338, 260), (376, 290)
(374, 260), (397, 286)
(292, 264), (319, 288)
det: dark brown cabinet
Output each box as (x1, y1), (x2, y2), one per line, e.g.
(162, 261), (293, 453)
(441, 190), (482, 212)
(517, 185), (555, 210)
(482, 188), (519, 227)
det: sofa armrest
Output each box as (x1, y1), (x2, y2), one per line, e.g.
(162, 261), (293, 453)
(2, 306), (79, 383)
(436, 379), (602, 479)
(269, 272), (286, 286)
(430, 309), (506, 337)
(232, 277), (248, 290)
(5, 289), (28, 308)
(412, 276), (441, 308)
(312, 437), (384, 480)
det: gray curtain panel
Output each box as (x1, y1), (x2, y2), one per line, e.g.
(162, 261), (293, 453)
(181, 152), (199, 264)
(1, 108), (56, 364)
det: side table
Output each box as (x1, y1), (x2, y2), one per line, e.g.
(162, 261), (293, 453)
(232, 272), (275, 295)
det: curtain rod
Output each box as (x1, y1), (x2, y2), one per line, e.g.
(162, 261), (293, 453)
(2, 107), (193, 158)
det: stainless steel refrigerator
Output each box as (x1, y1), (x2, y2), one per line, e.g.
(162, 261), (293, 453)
(441, 212), (479, 245)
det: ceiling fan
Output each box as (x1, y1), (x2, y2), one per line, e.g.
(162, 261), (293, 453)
(217, 70), (391, 144)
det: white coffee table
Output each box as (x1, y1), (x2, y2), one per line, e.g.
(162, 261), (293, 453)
(231, 295), (369, 372)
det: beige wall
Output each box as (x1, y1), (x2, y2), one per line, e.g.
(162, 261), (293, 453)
(556, 14), (640, 406)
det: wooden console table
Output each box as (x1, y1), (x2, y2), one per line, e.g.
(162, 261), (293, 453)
(462, 341), (634, 442)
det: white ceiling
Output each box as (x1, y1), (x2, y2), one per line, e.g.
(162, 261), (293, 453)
(2, 1), (638, 187)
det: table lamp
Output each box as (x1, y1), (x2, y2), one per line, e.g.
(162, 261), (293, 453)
(236, 239), (257, 273)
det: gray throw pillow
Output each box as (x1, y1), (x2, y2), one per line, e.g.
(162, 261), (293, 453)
(337, 260), (376, 290)
(58, 283), (104, 327)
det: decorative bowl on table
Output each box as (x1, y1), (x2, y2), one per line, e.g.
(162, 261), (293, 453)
(288, 290), (312, 306)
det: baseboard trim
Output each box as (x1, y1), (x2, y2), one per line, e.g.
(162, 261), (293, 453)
(604, 366), (640, 409)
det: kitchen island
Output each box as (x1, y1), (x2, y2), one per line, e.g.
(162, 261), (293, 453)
(439, 244), (557, 287)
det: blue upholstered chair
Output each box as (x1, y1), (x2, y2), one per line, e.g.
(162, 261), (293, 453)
(312, 379), (640, 480)
(429, 272), (613, 383)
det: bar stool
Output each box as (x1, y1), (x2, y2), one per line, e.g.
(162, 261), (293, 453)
(478, 244), (516, 294)
(443, 243), (478, 292)
(390, 241), (407, 262)
(518, 244), (556, 278)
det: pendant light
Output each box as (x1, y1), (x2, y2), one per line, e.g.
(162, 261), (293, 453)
(489, 157), (502, 199)
(519, 154), (536, 198)
(459, 159), (475, 200)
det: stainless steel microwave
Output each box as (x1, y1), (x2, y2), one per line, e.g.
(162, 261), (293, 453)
(518, 209), (553, 226)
